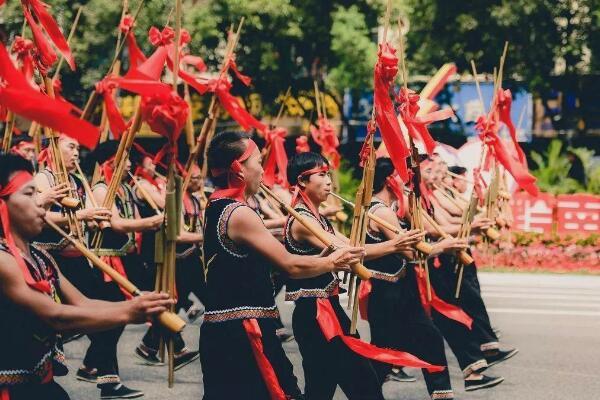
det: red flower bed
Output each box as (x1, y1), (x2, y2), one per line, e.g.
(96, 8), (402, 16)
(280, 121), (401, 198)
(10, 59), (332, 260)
(472, 232), (600, 274)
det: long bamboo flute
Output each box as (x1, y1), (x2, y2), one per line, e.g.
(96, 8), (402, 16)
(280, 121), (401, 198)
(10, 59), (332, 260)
(127, 171), (162, 214)
(45, 218), (185, 333)
(260, 184), (371, 280)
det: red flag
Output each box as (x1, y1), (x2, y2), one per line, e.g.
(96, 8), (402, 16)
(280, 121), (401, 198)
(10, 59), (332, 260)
(262, 127), (289, 188)
(310, 116), (340, 168)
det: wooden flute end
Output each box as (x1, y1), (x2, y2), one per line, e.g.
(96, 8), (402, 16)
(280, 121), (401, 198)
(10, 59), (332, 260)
(415, 241), (434, 255)
(60, 197), (80, 209)
(352, 262), (372, 281)
(98, 220), (112, 230)
(485, 227), (501, 241)
(458, 250), (474, 266)
(157, 311), (186, 333)
(335, 211), (349, 223)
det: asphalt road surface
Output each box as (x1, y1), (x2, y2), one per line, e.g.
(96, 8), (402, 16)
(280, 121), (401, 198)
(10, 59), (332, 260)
(58, 272), (600, 399)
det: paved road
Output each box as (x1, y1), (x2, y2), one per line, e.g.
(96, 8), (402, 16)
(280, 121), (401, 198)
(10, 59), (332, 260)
(58, 272), (600, 399)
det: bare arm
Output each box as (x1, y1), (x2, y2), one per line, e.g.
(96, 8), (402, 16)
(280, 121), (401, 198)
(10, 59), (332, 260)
(370, 206), (423, 258)
(228, 207), (363, 279)
(433, 189), (463, 216)
(0, 252), (172, 333)
(137, 180), (166, 210)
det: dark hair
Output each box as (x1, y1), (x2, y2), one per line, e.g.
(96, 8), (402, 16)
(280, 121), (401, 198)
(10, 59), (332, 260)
(286, 151), (329, 186)
(373, 157), (395, 193)
(0, 153), (34, 191)
(11, 135), (33, 147)
(89, 140), (119, 165)
(448, 166), (466, 175)
(207, 131), (251, 187)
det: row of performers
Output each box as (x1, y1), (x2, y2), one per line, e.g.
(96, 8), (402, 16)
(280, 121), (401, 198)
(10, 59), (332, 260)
(0, 131), (517, 400)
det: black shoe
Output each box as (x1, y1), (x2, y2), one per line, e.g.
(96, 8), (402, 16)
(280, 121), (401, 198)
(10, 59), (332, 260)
(174, 349), (200, 371)
(134, 345), (164, 366)
(100, 384), (144, 399)
(465, 375), (504, 391)
(76, 367), (98, 383)
(384, 368), (417, 383)
(276, 328), (295, 343)
(484, 348), (519, 368)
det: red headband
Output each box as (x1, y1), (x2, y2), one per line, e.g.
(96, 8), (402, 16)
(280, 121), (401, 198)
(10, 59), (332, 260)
(290, 163), (330, 220)
(209, 139), (258, 203)
(0, 171), (52, 294)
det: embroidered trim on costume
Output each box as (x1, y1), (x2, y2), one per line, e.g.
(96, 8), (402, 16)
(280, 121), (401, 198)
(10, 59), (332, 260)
(480, 342), (500, 352)
(217, 201), (248, 258)
(97, 374), (121, 385)
(285, 277), (339, 301)
(204, 306), (279, 323)
(370, 268), (406, 282)
(431, 389), (454, 399)
(462, 359), (488, 378)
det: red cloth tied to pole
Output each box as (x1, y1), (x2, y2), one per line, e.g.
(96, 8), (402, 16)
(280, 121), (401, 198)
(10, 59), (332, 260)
(100, 256), (133, 299)
(120, 14), (147, 69)
(316, 298), (444, 372)
(359, 120), (376, 168)
(242, 319), (287, 400)
(210, 139), (258, 203)
(0, 171), (52, 294)
(358, 278), (372, 320)
(207, 78), (267, 133)
(373, 43), (410, 182)
(385, 173), (406, 218)
(0, 43), (99, 149)
(310, 116), (340, 168)
(21, 0), (75, 70)
(472, 167), (487, 207)
(141, 92), (189, 145)
(11, 36), (35, 83)
(476, 115), (538, 196)
(295, 136), (310, 154)
(262, 127), (289, 188)
(396, 87), (454, 155)
(95, 78), (127, 139)
(414, 266), (472, 329)
(496, 88), (526, 163)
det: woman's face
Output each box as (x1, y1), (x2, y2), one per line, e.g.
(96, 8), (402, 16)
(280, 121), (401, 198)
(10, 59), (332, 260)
(142, 157), (156, 175)
(6, 176), (46, 239)
(301, 165), (332, 204)
(241, 142), (264, 196)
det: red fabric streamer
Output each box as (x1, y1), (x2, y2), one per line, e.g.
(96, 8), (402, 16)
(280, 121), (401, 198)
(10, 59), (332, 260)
(358, 279), (372, 320)
(21, 0), (75, 70)
(210, 139), (257, 203)
(0, 387), (8, 400)
(373, 43), (410, 182)
(134, 166), (161, 190)
(472, 167), (487, 207)
(385, 173), (406, 218)
(396, 87), (454, 155)
(0, 43), (99, 149)
(295, 136), (310, 154)
(310, 116), (340, 169)
(0, 171), (52, 294)
(100, 255), (133, 299)
(414, 266), (472, 329)
(227, 58), (252, 87)
(141, 92), (189, 144)
(210, 79), (267, 133)
(101, 157), (115, 186)
(120, 15), (147, 69)
(95, 78), (127, 139)
(262, 127), (289, 188)
(242, 319), (287, 400)
(22, 5), (57, 71)
(358, 120), (376, 168)
(10, 36), (35, 83)
(496, 88), (526, 163)
(476, 115), (538, 196)
(316, 298), (444, 372)
(182, 54), (207, 73)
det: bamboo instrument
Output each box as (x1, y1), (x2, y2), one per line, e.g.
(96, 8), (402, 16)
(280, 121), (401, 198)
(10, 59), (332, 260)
(128, 171), (163, 214)
(329, 192), (433, 255)
(260, 183), (372, 281)
(45, 218), (185, 333)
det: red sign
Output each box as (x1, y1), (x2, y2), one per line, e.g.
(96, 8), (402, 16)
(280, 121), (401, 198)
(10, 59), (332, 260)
(556, 194), (600, 234)
(511, 192), (555, 233)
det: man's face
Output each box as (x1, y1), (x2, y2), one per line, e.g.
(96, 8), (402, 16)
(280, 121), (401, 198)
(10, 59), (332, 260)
(301, 166), (332, 204)
(6, 175), (46, 239)
(14, 143), (36, 161)
(142, 157), (156, 175)
(421, 162), (434, 186)
(58, 136), (80, 170)
(188, 169), (203, 193)
(453, 175), (468, 193)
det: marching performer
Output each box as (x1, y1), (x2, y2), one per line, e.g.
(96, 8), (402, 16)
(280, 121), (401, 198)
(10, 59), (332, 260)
(201, 131), (365, 399)
(0, 153), (173, 400)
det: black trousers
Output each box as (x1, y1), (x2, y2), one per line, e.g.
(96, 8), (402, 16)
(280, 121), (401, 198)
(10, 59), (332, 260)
(367, 268), (452, 398)
(175, 248), (206, 311)
(7, 381), (70, 400)
(428, 256), (487, 377)
(457, 263), (499, 350)
(53, 254), (125, 383)
(142, 325), (185, 353)
(292, 296), (384, 400)
(200, 318), (301, 399)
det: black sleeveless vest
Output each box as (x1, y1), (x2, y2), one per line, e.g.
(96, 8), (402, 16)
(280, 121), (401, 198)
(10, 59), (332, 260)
(0, 240), (68, 387)
(202, 198), (279, 323)
(176, 193), (203, 259)
(34, 169), (86, 251)
(284, 203), (339, 301)
(364, 200), (407, 282)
